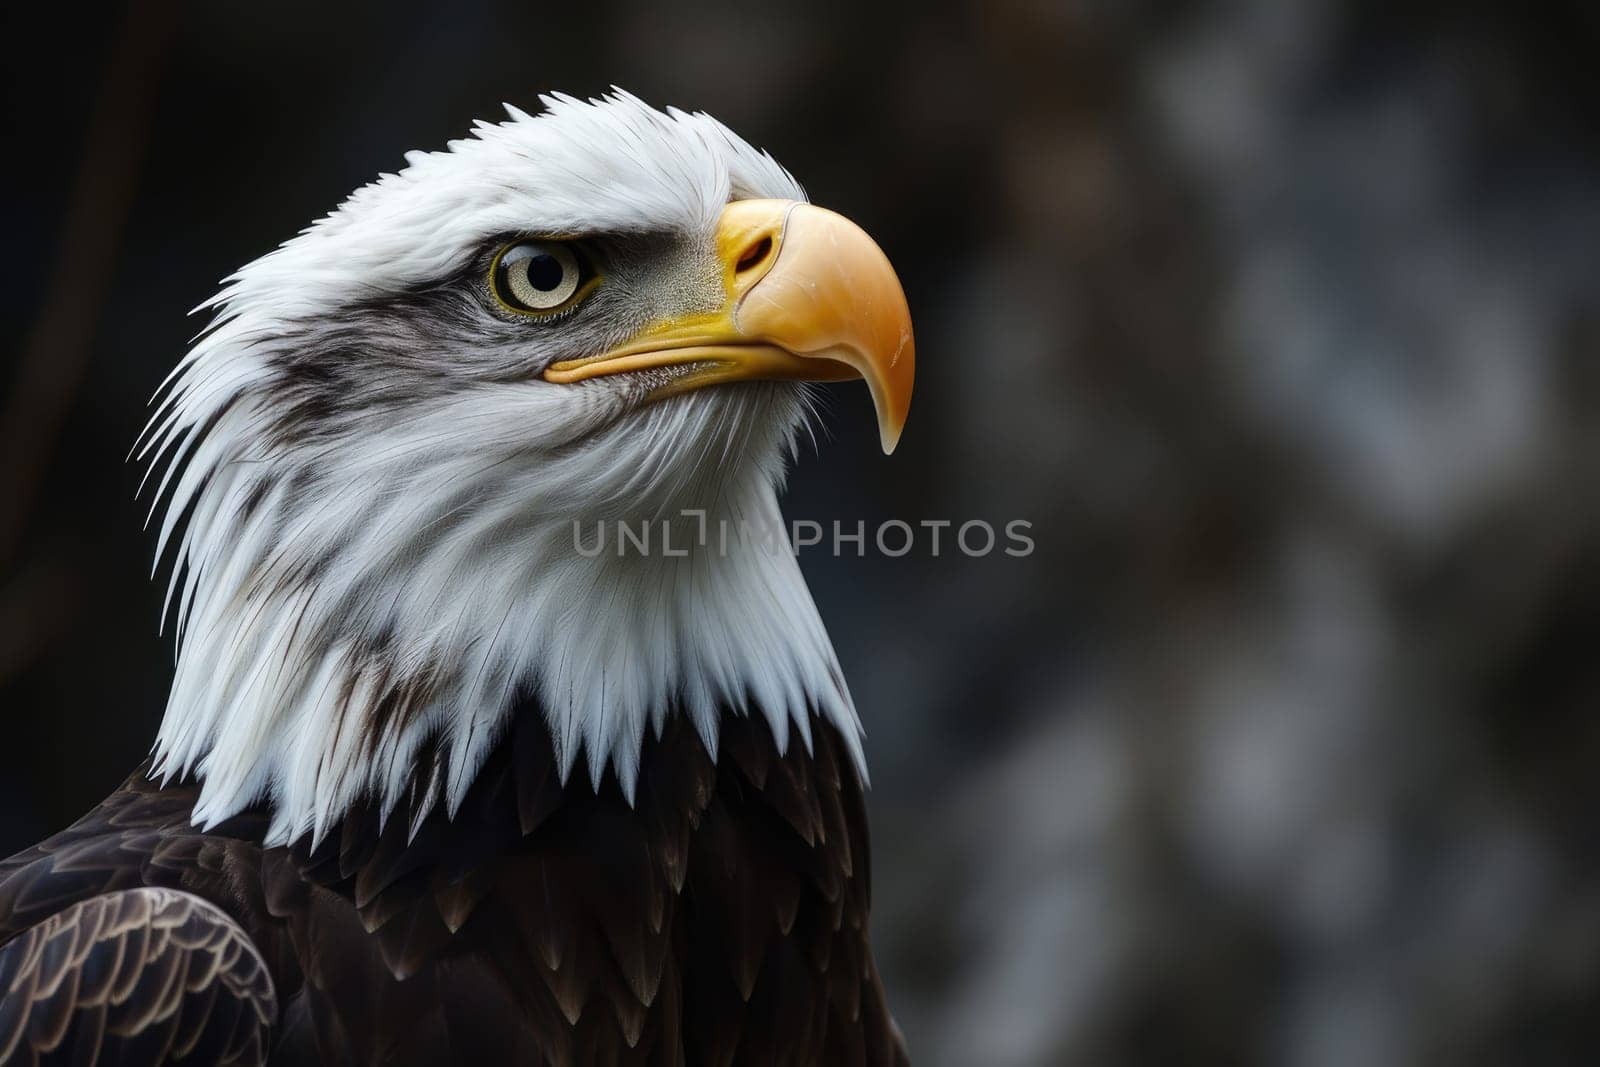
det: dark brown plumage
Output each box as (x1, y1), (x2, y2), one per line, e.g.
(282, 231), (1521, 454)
(0, 709), (906, 1065)
(0, 887), (275, 1065)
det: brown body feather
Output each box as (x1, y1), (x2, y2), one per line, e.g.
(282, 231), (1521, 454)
(0, 710), (906, 1065)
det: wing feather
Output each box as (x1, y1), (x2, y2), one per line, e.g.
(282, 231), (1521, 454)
(0, 887), (275, 1066)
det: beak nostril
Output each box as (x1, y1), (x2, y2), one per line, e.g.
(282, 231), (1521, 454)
(735, 235), (773, 274)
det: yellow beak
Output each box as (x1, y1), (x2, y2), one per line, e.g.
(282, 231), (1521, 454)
(542, 199), (915, 454)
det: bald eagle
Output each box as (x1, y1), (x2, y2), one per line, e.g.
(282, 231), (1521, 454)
(0, 93), (912, 1065)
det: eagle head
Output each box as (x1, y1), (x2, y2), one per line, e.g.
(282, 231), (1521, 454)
(140, 92), (914, 845)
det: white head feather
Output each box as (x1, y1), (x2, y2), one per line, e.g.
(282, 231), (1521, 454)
(140, 92), (862, 846)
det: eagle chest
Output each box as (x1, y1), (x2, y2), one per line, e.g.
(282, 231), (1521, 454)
(263, 711), (886, 1064)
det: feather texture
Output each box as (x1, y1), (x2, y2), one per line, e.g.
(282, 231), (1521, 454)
(0, 709), (905, 1065)
(0, 887), (275, 1065)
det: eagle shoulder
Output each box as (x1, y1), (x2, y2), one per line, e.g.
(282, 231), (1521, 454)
(0, 886), (275, 1065)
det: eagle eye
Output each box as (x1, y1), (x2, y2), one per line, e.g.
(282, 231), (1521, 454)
(490, 239), (594, 316)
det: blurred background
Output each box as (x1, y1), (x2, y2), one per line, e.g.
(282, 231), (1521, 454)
(4, 1), (1600, 1063)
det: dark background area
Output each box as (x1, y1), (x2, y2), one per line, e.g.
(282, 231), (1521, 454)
(5, 2), (1600, 1063)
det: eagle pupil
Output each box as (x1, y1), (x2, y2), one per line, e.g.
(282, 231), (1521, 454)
(526, 254), (564, 292)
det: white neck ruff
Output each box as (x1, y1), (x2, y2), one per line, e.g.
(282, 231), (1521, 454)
(149, 384), (861, 847)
